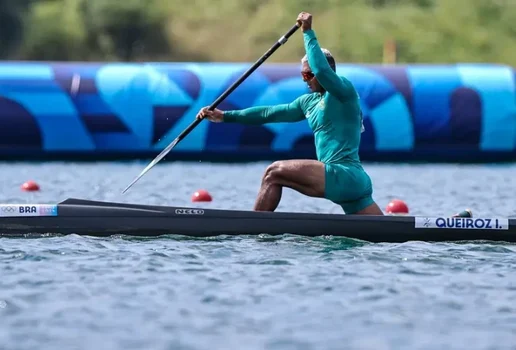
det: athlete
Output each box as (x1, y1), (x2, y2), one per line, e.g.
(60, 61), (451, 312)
(196, 12), (384, 215)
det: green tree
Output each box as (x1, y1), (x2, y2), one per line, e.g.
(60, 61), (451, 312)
(0, 0), (32, 59)
(9, 0), (516, 65)
(20, 0), (87, 60)
(80, 0), (171, 61)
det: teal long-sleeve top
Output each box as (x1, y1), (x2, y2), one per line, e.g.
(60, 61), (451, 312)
(223, 29), (364, 165)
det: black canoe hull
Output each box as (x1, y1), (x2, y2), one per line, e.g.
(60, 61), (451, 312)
(0, 198), (514, 242)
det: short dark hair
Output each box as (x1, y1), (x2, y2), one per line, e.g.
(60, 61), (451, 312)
(301, 48), (336, 71)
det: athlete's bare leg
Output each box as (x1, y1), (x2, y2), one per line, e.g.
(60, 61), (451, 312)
(254, 159), (384, 215)
(254, 160), (325, 211)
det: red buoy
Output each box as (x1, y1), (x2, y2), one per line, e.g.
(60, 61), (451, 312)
(21, 180), (40, 192)
(191, 189), (212, 202)
(385, 199), (409, 214)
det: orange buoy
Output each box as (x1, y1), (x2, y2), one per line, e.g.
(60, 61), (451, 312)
(191, 189), (212, 202)
(21, 180), (40, 192)
(385, 199), (409, 214)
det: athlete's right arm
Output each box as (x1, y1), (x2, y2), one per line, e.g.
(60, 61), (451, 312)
(222, 97), (305, 125)
(303, 29), (355, 102)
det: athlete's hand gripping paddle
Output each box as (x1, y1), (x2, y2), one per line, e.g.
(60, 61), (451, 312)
(122, 23), (301, 194)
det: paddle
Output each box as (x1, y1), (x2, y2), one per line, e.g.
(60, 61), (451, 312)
(121, 23), (301, 194)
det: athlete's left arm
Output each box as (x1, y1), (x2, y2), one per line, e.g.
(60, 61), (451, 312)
(223, 96), (306, 125)
(303, 29), (354, 102)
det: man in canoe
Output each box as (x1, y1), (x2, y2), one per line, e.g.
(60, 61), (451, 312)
(196, 12), (384, 215)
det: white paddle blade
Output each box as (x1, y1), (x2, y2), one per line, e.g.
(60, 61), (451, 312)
(121, 139), (178, 194)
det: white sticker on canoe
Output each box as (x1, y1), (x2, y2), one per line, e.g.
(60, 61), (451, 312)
(0, 205), (58, 217)
(415, 217), (508, 230)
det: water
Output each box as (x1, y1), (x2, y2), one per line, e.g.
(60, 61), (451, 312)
(0, 161), (515, 350)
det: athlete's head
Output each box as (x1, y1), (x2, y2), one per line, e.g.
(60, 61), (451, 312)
(300, 48), (336, 93)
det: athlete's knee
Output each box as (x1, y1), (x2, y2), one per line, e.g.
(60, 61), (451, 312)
(262, 161), (287, 184)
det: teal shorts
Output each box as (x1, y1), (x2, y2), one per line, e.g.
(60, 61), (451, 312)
(324, 163), (374, 214)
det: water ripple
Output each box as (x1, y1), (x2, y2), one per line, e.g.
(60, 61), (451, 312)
(1, 162), (516, 349)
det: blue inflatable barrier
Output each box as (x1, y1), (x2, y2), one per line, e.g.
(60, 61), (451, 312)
(0, 61), (515, 162)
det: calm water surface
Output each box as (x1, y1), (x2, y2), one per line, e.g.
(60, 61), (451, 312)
(0, 161), (515, 350)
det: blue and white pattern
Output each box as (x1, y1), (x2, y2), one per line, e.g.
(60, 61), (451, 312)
(0, 61), (515, 161)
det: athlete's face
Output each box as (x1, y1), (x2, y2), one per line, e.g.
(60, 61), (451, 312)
(301, 61), (323, 93)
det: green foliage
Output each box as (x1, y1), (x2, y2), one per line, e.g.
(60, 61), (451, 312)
(21, 0), (87, 60)
(0, 0), (32, 58)
(80, 0), (171, 61)
(3, 0), (516, 64)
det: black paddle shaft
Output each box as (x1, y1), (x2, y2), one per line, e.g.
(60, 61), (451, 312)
(120, 23), (301, 194)
(172, 23), (301, 145)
